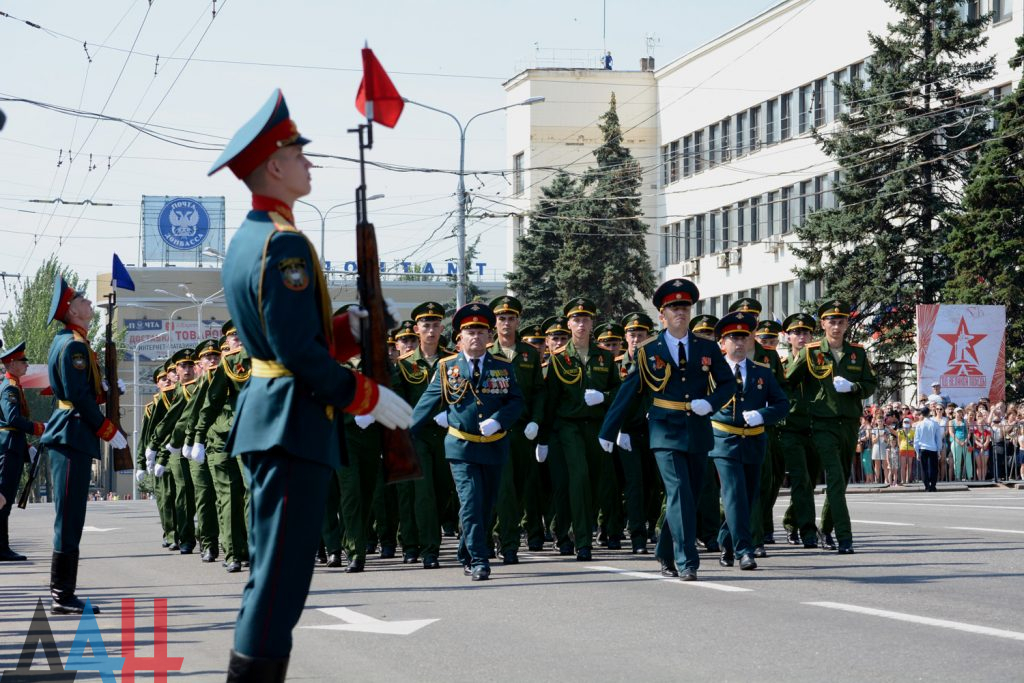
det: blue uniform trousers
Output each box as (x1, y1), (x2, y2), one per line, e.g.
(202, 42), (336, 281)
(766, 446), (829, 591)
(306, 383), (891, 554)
(652, 449), (705, 572)
(49, 447), (92, 553)
(714, 459), (761, 557)
(450, 457), (505, 570)
(234, 449), (330, 659)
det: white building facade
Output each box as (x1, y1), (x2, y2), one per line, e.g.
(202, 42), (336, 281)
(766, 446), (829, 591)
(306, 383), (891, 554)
(504, 0), (1021, 320)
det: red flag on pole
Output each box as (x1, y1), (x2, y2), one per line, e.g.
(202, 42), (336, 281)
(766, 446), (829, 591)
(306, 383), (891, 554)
(355, 47), (404, 128)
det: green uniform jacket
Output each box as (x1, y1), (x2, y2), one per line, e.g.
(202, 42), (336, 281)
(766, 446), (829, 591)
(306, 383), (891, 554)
(539, 339), (620, 443)
(181, 370), (213, 447)
(784, 338), (877, 420)
(148, 380), (201, 463)
(135, 396), (158, 470)
(194, 347), (251, 451)
(615, 349), (652, 433)
(40, 327), (113, 458)
(779, 356), (812, 431)
(489, 339), (544, 426)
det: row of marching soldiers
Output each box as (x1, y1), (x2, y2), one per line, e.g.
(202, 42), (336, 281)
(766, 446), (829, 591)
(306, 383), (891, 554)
(136, 279), (875, 581)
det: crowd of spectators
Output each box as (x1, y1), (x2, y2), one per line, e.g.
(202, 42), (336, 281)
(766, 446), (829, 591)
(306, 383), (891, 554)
(852, 387), (1024, 486)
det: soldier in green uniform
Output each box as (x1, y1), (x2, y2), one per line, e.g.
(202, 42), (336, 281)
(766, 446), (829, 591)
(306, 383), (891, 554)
(595, 322), (626, 548)
(521, 324), (545, 351)
(600, 279), (734, 581)
(708, 312), (789, 570)
(778, 313), (821, 548)
(145, 361), (180, 549)
(411, 303), (524, 580)
(785, 300), (876, 554)
(488, 296), (543, 564)
(538, 298), (621, 561)
(209, 89), (412, 679)
(0, 342), (45, 561)
(689, 314), (718, 342)
(41, 276), (129, 614)
(537, 316), (571, 552)
(689, 313), (722, 552)
(394, 320), (418, 356)
(181, 339), (221, 562)
(193, 321), (251, 572)
(148, 347), (198, 554)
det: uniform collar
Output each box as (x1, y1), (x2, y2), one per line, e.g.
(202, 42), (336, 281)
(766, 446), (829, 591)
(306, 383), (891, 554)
(64, 323), (89, 340)
(4, 372), (17, 385)
(252, 194), (295, 224)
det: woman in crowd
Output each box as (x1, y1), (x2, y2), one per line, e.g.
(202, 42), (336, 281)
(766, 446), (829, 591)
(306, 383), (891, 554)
(971, 408), (991, 482)
(937, 403), (951, 483)
(896, 417), (916, 485)
(870, 415), (889, 485)
(858, 415), (873, 483)
(949, 407), (971, 481)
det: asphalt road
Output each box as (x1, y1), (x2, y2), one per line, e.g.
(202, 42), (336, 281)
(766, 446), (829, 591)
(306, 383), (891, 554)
(1, 486), (1021, 682)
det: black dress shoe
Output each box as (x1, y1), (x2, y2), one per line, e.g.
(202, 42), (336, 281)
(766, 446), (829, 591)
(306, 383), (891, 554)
(225, 561), (242, 573)
(379, 545), (396, 559)
(161, 541), (171, 548)
(179, 544), (194, 555)
(402, 551), (419, 564)
(471, 566), (490, 581)
(463, 564), (473, 576)
(763, 533), (776, 545)
(753, 545), (767, 558)
(631, 539), (648, 554)
(818, 531), (837, 551)
(802, 536), (818, 549)
(345, 557), (366, 573)
(704, 540), (720, 553)
(575, 547), (592, 561)
(316, 546), (327, 564)
(201, 549), (216, 563)
(488, 547), (497, 559)
(679, 568), (698, 581)
(719, 549), (735, 567)
(422, 554), (439, 569)
(325, 552), (343, 568)
(168, 543), (179, 551)
(659, 560), (678, 578)
(241, 560), (250, 568)
(557, 542), (575, 556)
(527, 542), (544, 552)
(787, 531), (801, 545)
(0, 547), (27, 561)
(739, 554), (758, 570)
(501, 549), (519, 565)
(837, 542), (854, 555)
(606, 538), (622, 550)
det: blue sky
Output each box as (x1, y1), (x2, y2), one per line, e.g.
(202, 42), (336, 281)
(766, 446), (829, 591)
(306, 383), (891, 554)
(0, 0), (781, 313)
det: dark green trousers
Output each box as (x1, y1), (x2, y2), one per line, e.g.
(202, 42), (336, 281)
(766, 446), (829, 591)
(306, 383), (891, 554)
(167, 453), (195, 548)
(493, 426), (532, 553)
(781, 428), (821, 541)
(407, 431), (447, 557)
(188, 457), (218, 555)
(820, 417), (858, 541)
(545, 438), (572, 547)
(750, 428), (784, 545)
(597, 447), (625, 543)
(321, 469), (344, 554)
(154, 468), (177, 545)
(340, 447), (381, 562)
(370, 468), (398, 551)
(619, 424), (655, 542)
(553, 419), (602, 551)
(522, 447), (550, 549)
(209, 449), (248, 563)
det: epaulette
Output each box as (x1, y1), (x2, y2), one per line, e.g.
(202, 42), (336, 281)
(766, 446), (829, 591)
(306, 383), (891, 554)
(440, 353), (459, 363)
(614, 353), (626, 363)
(848, 342), (865, 348)
(552, 344), (569, 355)
(751, 359), (769, 369)
(398, 350), (417, 361)
(639, 336), (659, 348)
(490, 353), (512, 364)
(222, 348), (243, 357)
(806, 341), (822, 348)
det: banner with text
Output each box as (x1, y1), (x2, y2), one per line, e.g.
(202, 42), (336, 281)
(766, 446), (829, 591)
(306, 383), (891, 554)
(125, 319), (224, 361)
(916, 304), (1006, 405)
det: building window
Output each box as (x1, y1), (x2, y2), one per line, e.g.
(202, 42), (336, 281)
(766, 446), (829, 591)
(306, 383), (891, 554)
(749, 106), (761, 152)
(671, 222), (682, 264)
(660, 225), (670, 267)
(781, 186), (791, 234)
(780, 92), (792, 141)
(683, 135), (693, 177)
(833, 70), (846, 119)
(708, 212), (717, 253)
(749, 197), (760, 242)
(694, 130), (704, 174)
(720, 118), (731, 163)
(683, 218), (694, 261)
(514, 214), (524, 241)
(735, 111), (746, 157)
(708, 124), (718, 168)
(767, 191), (777, 237)
(849, 61), (862, 85)
(661, 145), (670, 186)
(766, 98), (777, 145)
(814, 175), (824, 211)
(721, 207), (730, 251)
(694, 214), (705, 257)
(813, 78), (826, 127)
(993, 0), (1012, 22)
(512, 152), (524, 195)
(736, 200), (747, 244)
(823, 173), (835, 209)
(669, 140), (680, 183)
(798, 180), (811, 226)
(799, 84), (812, 133)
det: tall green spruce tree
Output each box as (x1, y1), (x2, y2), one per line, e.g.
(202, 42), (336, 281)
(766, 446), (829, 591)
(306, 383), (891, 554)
(507, 171), (582, 327)
(554, 94), (655, 320)
(793, 0), (994, 396)
(944, 36), (1024, 400)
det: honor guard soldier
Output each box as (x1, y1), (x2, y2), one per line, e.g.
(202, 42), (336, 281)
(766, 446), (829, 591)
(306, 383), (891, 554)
(394, 319), (419, 356)
(778, 313), (821, 548)
(708, 313), (789, 570)
(488, 295), (544, 563)
(689, 314), (718, 342)
(784, 301), (876, 554)
(521, 324), (545, 351)
(181, 339), (222, 562)
(41, 277), (129, 613)
(209, 89), (412, 680)
(595, 322), (625, 356)
(538, 298), (621, 561)
(539, 316), (572, 551)
(599, 279), (734, 581)
(411, 303), (524, 580)
(150, 360), (181, 549)
(1, 342), (44, 561)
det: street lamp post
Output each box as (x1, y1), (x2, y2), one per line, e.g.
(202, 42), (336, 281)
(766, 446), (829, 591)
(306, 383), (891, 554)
(131, 331), (167, 501)
(403, 96), (545, 307)
(296, 194), (384, 270)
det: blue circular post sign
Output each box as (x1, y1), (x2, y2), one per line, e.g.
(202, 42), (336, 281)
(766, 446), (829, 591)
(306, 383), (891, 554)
(158, 197), (211, 250)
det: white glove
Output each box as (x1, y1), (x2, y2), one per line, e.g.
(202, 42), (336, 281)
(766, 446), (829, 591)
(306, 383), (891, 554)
(584, 389), (604, 407)
(616, 432), (632, 451)
(433, 412), (449, 429)
(479, 418), (501, 437)
(354, 414), (376, 429)
(107, 431), (128, 449)
(523, 422), (539, 441)
(833, 376), (854, 393)
(134, 470), (146, 483)
(742, 410), (764, 427)
(117, 378), (126, 393)
(182, 443), (193, 460)
(145, 448), (157, 466)
(146, 461), (154, 474)
(369, 385), (414, 430)
(153, 463), (166, 478)
(165, 443), (181, 457)
(28, 446), (38, 464)
(535, 444), (549, 463)
(691, 399), (712, 416)
(101, 378), (109, 392)
(347, 306), (369, 341)
(192, 443), (207, 463)
(598, 438), (614, 453)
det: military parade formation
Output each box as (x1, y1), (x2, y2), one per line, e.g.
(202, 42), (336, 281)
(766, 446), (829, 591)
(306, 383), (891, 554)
(0, 91), (877, 682)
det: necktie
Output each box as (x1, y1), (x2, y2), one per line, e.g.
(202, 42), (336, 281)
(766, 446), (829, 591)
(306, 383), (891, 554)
(677, 340), (686, 367)
(472, 358), (481, 384)
(735, 363), (744, 395)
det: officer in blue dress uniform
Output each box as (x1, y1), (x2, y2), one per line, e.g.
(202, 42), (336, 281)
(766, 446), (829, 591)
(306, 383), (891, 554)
(411, 303), (524, 580)
(707, 312), (789, 570)
(209, 89), (413, 681)
(0, 342), (45, 561)
(600, 279), (734, 581)
(41, 276), (129, 614)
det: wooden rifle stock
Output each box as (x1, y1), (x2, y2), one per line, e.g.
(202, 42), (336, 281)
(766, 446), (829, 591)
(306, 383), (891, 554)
(355, 219), (422, 483)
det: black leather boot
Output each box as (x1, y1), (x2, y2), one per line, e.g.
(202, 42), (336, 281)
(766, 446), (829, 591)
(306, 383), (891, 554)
(50, 551), (99, 615)
(225, 649), (289, 682)
(0, 515), (27, 561)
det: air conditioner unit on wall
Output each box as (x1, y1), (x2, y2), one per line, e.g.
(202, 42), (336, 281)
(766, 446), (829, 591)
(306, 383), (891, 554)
(716, 253), (730, 269)
(680, 259), (700, 277)
(728, 249), (742, 266)
(763, 235), (783, 254)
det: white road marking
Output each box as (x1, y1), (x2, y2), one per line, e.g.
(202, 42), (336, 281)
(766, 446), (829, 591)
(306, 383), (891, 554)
(82, 526), (119, 532)
(848, 501), (1024, 511)
(588, 565), (754, 592)
(301, 607), (438, 635)
(849, 520), (914, 526)
(805, 602), (1024, 642)
(946, 526), (1024, 535)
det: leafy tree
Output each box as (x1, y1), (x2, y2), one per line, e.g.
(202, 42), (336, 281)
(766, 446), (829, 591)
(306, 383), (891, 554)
(793, 0), (994, 398)
(943, 35), (1024, 400)
(555, 93), (656, 321)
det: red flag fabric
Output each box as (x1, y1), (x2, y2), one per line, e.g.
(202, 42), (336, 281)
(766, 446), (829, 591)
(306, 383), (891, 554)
(355, 48), (404, 128)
